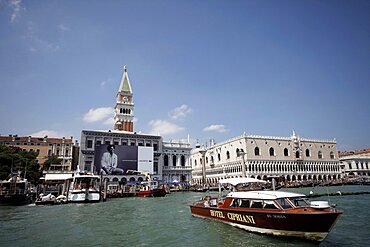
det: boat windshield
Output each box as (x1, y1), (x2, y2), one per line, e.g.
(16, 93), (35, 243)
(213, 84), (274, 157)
(75, 177), (100, 190)
(289, 197), (310, 207)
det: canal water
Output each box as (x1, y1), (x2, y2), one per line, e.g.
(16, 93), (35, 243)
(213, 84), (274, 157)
(0, 185), (369, 247)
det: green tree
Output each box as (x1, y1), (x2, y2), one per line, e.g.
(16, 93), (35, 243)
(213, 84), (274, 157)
(0, 144), (42, 185)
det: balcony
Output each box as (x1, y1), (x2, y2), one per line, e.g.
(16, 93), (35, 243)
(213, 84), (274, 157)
(162, 166), (192, 171)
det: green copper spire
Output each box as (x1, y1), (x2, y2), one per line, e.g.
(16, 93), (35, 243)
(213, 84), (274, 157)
(118, 65), (132, 94)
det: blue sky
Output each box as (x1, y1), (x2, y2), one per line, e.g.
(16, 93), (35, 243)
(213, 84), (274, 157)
(1, 0), (369, 151)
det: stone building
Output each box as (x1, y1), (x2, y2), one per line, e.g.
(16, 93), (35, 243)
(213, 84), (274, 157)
(79, 66), (192, 183)
(339, 149), (370, 177)
(0, 134), (75, 170)
(162, 141), (192, 183)
(191, 132), (341, 186)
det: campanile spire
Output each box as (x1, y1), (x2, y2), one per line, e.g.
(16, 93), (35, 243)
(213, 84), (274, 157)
(114, 65), (134, 132)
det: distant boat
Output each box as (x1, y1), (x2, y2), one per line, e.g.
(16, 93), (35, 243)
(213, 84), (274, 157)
(136, 180), (166, 197)
(0, 172), (35, 205)
(67, 172), (101, 203)
(189, 178), (342, 242)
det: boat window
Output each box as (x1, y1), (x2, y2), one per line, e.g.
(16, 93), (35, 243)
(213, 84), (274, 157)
(276, 198), (293, 209)
(263, 200), (279, 209)
(239, 199), (250, 208)
(250, 200), (263, 208)
(290, 197), (309, 207)
(230, 199), (239, 207)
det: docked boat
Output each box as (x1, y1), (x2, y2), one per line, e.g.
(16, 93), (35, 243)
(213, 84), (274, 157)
(35, 194), (67, 206)
(136, 180), (167, 197)
(0, 172), (35, 205)
(189, 178), (342, 242)
(67, 172), (101, 203)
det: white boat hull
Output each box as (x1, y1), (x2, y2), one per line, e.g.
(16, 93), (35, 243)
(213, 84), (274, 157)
(68, 190), (100, 203)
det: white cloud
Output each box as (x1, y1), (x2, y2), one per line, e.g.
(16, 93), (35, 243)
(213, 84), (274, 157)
(83, 107), (114, 123)
(30, 130), (70, 138)
(169, 104), (192, 120)
(58, 24), (70, 32)
(203, 124), (229, 133)
(148, 120), (184, 136)
(9, 0), (23, 23)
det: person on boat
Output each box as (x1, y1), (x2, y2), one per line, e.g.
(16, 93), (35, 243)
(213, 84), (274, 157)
(100, 144), (124, 175)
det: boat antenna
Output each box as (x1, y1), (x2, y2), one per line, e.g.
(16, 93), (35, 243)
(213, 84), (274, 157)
(326, 186), (332, 206)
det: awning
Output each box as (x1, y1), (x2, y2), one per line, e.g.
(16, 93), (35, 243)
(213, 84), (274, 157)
(44, 173), (73, 181)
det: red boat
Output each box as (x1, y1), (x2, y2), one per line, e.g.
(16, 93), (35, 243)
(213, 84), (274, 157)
(190, 178), (342, 242)
(136, 181), (166, 197)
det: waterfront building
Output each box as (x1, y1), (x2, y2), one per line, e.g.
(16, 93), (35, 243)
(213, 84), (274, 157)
(162, 141), (192, 183)
(79, 66), (192, 184)
(79, 129), (163, 182)
(191, 131), (341, 186)
(338, 149), (370, 177)
(0, 134), (75, 170)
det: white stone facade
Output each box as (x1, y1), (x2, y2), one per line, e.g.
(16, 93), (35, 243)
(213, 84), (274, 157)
(339, 152), (370, 177)
(191, 133), (341, 186)
(161, 141), (192, 183)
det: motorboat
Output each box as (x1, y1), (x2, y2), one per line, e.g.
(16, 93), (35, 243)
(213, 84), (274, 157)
(0, 172), (35, 205)
(35, 194), (67, 205)
(136, 180), (166, 197)
(67, 172), (101, 203)
(189, 178), (342, 242)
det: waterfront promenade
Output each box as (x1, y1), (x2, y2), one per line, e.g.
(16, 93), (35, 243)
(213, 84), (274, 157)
(0, 185), (369, 247)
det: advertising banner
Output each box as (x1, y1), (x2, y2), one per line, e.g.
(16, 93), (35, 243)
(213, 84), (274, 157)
(94, 144), (137, 175)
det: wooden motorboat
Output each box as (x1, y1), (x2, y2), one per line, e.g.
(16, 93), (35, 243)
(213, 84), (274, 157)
(136, 181), (166, 197)
(189, 178), (342, 242)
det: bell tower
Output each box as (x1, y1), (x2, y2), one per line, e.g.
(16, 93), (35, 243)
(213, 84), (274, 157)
(114, 65), (134, 132)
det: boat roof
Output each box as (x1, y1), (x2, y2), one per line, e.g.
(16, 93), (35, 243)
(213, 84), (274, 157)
(228, 190), (306, 200)
(219, 177), (267, 186)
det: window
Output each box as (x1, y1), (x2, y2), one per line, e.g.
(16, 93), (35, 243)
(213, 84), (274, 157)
(153, 144), (158, 151)
(269, 147), (275, 156)
(181, 155), (186, 166)
(263, 200), (279, 209)
(295, 151), (300, 159)
(305, 149), (310, 157)
(290, 197), (309, 207)
(87, 140), (93, 148)
(250, 200), (263, 208)
(276, 198), (292, 209)
(164, 155), (169, 166)
(173, 155), (177, 166)
(318, 151), (323, 159)
(226, 151), (230, 159)
(284, 148), (289, 156)
(218, 153), (221, 162)
(194, 160), (197, 166)
(105, 141), (111, 145)
(330, 152), (335, 159)
(96, 140), (102, 145)
(254, 147), (260, 156)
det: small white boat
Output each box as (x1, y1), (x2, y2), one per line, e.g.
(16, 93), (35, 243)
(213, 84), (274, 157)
(67, 172), (101, 203)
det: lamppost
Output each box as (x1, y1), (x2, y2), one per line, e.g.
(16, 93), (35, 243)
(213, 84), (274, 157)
(199, 150), (206, 188)
(237, 150), (246, 178)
